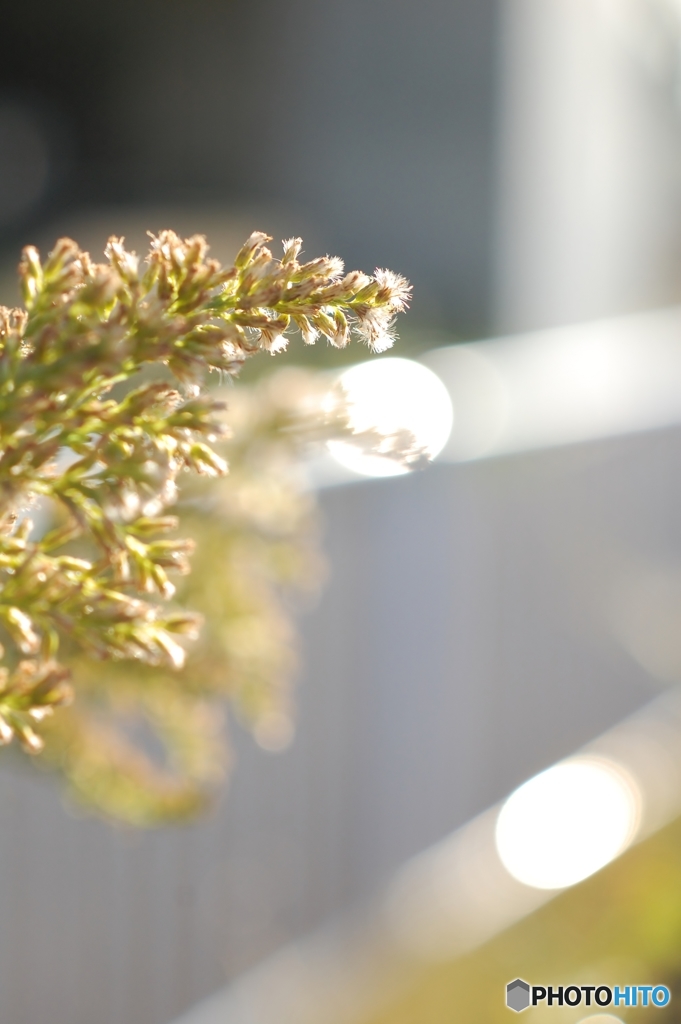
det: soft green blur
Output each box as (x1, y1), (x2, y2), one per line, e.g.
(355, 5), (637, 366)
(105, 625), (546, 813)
(360, 818), (681, 1024)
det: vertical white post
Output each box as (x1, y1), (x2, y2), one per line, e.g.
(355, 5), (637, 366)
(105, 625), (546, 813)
(494, 0), (681, 333)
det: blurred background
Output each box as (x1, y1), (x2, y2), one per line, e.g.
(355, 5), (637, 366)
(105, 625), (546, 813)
(6, 2), (681, 1023)
(0, 0), (497, 333)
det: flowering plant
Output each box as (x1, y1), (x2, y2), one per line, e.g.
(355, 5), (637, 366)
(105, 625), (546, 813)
(0, 229), (413, 823)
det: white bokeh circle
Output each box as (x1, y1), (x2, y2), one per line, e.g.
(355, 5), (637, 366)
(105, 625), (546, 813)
(328, 357), (453, 477)
(495, 757), (641, 890)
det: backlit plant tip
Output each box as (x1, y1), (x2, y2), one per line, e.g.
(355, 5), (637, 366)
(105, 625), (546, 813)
(0, 230), (414, 824)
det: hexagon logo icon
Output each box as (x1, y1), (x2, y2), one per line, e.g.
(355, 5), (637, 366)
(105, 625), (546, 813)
(506, 979), (531, 1012)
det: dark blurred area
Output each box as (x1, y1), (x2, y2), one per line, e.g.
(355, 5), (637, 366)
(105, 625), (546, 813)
(0, 0), (498, 334)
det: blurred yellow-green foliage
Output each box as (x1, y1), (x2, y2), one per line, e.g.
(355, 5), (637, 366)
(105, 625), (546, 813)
(36, 369), (342, 826)
(0, 228), (416, 826)
(361, 817), (681, 1024)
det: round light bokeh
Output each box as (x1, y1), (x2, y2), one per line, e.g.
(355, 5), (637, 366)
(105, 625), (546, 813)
(577, 1016), (625, 1024)
(328, 357), (454, 477)
(495, 757), (641, 890)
